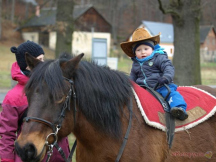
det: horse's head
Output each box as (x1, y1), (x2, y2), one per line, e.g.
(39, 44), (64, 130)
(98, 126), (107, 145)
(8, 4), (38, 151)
(15, 53), (84, 162)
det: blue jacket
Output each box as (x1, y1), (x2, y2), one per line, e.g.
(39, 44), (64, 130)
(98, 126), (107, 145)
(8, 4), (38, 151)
(130, 45), (174, 88)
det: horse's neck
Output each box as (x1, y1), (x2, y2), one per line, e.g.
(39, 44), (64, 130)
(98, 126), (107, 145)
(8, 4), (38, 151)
(74, 113), (103, 143)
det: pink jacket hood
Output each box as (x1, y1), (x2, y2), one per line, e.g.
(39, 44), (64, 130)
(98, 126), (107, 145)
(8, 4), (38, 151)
(11, 62), (29, 85)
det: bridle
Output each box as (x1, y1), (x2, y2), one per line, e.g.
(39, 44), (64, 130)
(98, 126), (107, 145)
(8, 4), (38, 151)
(23, 77), (133, 162)
(23, 77), (77, 162)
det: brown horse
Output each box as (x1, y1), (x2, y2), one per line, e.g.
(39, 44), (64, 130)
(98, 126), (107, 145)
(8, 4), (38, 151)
(15, 53), (216, 162)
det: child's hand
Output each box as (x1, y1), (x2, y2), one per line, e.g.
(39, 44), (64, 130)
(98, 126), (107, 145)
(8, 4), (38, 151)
(158, 77), (168, 85)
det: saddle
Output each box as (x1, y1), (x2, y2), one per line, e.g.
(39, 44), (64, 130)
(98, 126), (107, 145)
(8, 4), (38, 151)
(132, 82), (216, 132)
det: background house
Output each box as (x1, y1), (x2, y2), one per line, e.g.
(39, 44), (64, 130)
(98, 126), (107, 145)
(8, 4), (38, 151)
(18, 5), (112, 58)
(200, 25), (216, 62)
(129, 21), (216, 62)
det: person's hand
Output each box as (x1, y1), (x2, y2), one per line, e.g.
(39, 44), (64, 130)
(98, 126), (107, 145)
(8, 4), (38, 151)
(158, 77), (168, 85)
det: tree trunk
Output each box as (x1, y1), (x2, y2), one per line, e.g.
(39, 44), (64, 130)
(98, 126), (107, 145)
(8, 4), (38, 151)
(111, 0), (118, 49)
(55, 0), (74, 58)
(25, 2), (29, 19)
(158, 0), (201, 86)
(11, 0), (15, 23)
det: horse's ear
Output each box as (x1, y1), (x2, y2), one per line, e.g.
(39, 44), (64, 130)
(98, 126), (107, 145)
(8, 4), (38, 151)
(62, 53), (84, 76)
(25, 52), (41, 70)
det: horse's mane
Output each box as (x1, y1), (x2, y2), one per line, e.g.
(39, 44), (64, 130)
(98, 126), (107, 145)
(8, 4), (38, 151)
(25, 55), (133, 137)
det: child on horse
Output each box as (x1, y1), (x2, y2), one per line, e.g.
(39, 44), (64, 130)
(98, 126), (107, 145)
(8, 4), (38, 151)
(120, 28), (188, 120)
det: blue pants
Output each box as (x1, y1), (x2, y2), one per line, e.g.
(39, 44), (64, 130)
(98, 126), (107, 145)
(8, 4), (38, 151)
(156, 83), (187, 112)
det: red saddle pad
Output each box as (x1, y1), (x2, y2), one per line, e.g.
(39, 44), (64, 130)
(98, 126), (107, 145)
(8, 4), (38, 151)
(131, 82), (216, 132)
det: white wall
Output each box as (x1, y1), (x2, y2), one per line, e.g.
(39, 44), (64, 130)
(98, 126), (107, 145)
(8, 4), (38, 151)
(49, 31), (56, 49)
(49, 31), (111, 57)
(160, 43), (174, 58)
(73, 31), (111, 57)
(22, 32), (39, 43)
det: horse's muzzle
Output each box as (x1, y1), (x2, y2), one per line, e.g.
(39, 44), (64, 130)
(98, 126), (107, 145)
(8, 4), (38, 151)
(15, 141), (41, 162)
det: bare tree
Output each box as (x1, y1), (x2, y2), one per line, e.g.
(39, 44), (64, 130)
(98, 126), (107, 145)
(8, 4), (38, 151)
(111, 0), (118, 49)
(200, 0), (216, 27)
(55, 0), (74, 58)
(11, 0), (15, 23)
(158, 0), (201, 85)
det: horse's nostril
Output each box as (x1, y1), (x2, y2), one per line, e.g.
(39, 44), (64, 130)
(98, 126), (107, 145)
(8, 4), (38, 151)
(15, 142), (37, 161)
(25, 143), (36, 159)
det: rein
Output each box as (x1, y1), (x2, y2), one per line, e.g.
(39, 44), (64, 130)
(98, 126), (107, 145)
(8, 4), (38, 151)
(23, 77), (133, 162)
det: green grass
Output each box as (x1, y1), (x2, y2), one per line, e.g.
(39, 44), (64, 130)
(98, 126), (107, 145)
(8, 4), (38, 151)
(201, 62), (216, 68)
(0, 71), (11, 88)
(200, 62), (216, 85)
(117, 56), (132, 74)
(68, 134), (77, 161)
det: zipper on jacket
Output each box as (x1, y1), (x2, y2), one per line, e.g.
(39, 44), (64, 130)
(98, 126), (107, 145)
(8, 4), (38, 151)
(139, 62), (148, 87)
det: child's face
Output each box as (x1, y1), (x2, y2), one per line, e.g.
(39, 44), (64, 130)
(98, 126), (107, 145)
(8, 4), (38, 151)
(135, 44), (153, 59)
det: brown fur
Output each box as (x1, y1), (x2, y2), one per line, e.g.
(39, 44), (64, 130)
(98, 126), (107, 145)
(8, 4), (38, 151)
(75, 90), (216, 162)
(75, 99), (169, 162)
(194, 85), (216, 96)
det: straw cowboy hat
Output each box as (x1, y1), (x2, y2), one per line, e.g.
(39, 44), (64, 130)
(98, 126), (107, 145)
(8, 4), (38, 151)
(120, 28), (160, 57)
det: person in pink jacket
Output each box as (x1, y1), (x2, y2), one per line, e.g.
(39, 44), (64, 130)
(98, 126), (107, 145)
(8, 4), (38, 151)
(0, 41), (70, 162)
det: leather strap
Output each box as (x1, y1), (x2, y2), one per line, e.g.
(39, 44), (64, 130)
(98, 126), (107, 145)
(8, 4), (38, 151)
(115, 98), (133, 162)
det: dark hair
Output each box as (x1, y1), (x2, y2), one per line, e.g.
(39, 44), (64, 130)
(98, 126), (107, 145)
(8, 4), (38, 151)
(132, 40), (154, 54)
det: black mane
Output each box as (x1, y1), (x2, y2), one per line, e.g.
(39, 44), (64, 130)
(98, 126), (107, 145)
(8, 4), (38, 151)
(25, 57), (133, 137)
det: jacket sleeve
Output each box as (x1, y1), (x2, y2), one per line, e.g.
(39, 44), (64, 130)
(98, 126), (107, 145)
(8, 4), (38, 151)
(0, 103), (19, 160)
(157, 54), (175, 83)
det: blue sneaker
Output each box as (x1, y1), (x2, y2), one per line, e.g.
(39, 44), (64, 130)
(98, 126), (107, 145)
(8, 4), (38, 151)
(170, 107), (188, 121)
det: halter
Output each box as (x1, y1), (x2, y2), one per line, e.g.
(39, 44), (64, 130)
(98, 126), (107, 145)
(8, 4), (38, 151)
(23, 77), (76, 162)
(23, 77), (133, 162)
